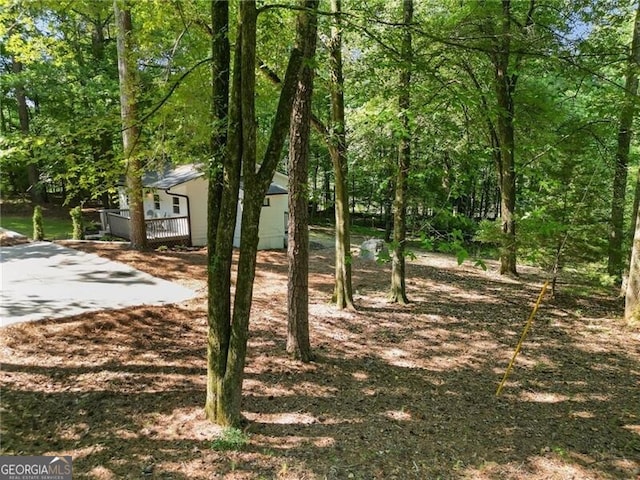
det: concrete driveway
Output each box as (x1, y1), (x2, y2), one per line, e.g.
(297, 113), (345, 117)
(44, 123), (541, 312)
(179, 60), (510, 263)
(1, 240), (196, 326)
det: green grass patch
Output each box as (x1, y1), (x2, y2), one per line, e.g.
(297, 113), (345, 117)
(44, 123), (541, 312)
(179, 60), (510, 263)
(210, 427), (250, 451)
(0, 215), (73, 240)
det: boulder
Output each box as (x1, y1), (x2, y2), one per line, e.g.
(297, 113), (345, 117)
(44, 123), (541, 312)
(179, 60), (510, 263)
(360, 238), (388, 261)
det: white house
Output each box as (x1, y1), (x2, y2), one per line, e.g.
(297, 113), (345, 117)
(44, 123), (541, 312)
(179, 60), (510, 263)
(106, 163), (289, 249)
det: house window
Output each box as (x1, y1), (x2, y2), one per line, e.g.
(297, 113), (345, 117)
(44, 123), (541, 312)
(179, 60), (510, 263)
(173, 197), (180, 214)
(263, 197), (270, 207)
(153, 194), (160, 210)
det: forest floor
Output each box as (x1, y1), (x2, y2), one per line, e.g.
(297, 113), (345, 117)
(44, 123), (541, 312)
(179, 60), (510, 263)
(1, 232), (639, 479)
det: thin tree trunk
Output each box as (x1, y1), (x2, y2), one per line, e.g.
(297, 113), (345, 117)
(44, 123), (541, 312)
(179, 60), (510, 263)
(328, 0), (354, 310)
(287, 0), (319, 362)
(205, 0), (232, 422)
(114, 0), (146, 249)
(0, 93), (6, 134)
(608, 2), (640, 282)
(90, 18), (115, 208)
(389, 0), (412, 304)
(12, 59), (42, 203)
(626, 175), (640, 323)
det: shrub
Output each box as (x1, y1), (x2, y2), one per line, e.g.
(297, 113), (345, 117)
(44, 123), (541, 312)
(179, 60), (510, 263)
(70, 206), (84, 240)
(32, 205), (44, 240)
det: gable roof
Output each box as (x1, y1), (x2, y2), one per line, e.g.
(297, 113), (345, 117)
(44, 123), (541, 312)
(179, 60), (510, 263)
(134, 163), (288, 195)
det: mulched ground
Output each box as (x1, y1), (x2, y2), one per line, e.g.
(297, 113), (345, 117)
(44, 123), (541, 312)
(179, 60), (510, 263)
(1, 237), (639, 479)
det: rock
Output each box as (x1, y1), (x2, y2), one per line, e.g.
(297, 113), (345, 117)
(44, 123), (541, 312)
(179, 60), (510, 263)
(359, 238), (388, 261)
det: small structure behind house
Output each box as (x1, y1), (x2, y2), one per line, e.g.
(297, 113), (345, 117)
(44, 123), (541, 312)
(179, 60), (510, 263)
(100, 163), (289, 249)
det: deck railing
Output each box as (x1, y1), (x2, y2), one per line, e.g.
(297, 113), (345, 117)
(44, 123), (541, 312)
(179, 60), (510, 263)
(101, 209), (190, 246)
(145, 216), (190, 245)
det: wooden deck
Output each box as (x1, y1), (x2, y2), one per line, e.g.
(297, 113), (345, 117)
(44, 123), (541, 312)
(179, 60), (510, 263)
(102, 210), (191, 246)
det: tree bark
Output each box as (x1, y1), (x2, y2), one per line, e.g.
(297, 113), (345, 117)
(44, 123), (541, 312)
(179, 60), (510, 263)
(114, 0), (147, 249)
(12, 59), (43, 203)
(287, 0), (319, 362)
(328, 0), (355, 310)
(207, 0), (230, 254)
(608, 2), (640, 282)
(389, 0), (412, 304)
(626, 173), (640, 323)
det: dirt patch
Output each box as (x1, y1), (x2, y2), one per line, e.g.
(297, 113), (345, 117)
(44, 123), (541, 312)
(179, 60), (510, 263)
(1, 241), (639, 479)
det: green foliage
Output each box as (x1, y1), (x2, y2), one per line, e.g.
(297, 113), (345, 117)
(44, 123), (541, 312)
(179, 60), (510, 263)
(32, 205), (44, 240)
(474, 220), (502, 246)
(2, 0), (635, 276)
(70, 206), (84, 240)
(210, 427), (250, 452)
(425, 211), (477, 240)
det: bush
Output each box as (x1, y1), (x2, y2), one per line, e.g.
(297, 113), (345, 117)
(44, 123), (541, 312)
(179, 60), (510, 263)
(427, 211), (477, 240)
(70, 206), (84, 240)
(474, 219), (502, 246)
(32, 205), (44, 240)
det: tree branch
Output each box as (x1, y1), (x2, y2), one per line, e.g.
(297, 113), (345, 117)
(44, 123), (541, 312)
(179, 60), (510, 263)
(137, 56), (212, 128)
(258, 57), (330, 142)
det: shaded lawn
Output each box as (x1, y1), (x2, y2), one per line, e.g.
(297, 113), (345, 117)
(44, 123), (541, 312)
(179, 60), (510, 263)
(0, 214), (73, 240)
(1, 242), (639, 479)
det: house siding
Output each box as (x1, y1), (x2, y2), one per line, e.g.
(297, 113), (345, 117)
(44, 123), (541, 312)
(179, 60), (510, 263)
(183, 178), (208, 247)
(233, 190), (287, 250)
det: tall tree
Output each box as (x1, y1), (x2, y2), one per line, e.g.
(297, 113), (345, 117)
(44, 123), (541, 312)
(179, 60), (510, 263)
(206, 0), (306, 426)
(328, 0), (354, 309)
(608, 2), (640, 282)
(11, 58), (43, 203)
(205, 0), (231, 421)
(389, 0), (413, 304)
(254, 3), (354, 310)
(490, 0), (535, 276)
(113, 0), (146, 249)
(287, 0), (319, 361)
(88, 11), (116, 208)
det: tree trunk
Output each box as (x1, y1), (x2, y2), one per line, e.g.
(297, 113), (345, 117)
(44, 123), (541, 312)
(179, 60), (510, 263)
(492, 1), (518, 276)
(608, 2), (640, 282)
(287, 0), (319, 362)
(205, 0), (233, 422)
(208, 0), (230, 254)
(90, 18), (115, 208)
(12, 59), (43, 203)
(206, 0), (305, 426)
(389, 0), (413, 304)
(328, 0), (354, 310)
(114, 0), (147, 250)
(0, 93), (6, 134)
(626, 176), (640, 323)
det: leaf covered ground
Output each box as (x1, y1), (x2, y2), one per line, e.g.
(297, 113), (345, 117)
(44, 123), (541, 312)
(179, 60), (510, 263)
(1, 237), (639, 479)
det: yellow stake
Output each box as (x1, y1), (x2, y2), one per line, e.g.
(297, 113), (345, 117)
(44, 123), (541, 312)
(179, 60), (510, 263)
(496, 280), (550, 396)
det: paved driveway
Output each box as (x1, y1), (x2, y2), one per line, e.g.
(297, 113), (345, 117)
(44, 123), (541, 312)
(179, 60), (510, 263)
(1, 241), (196, 326)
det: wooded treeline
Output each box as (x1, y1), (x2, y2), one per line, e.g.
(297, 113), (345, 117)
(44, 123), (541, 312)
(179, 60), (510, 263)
(3, 0), (640, 425)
